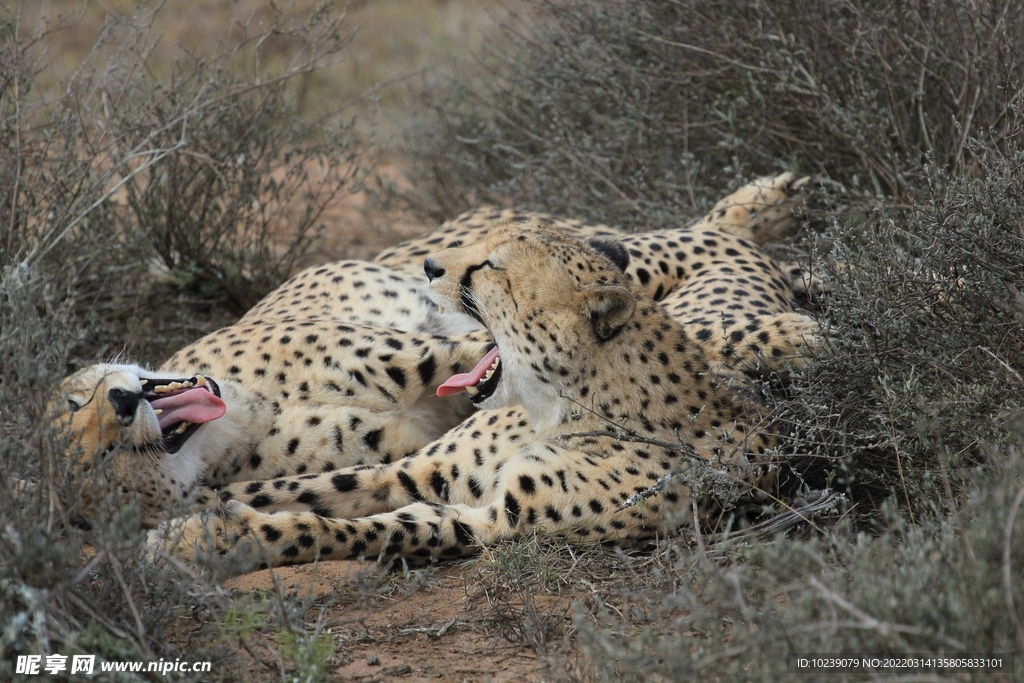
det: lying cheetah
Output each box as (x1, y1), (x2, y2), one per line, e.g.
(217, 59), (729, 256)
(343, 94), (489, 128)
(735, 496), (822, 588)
(251, 174), (813, 333)
(53, 173), (819, 567)
(57, 325), (492, 526)
(159, 223), (793, 572)
(248, 173), (821, 378)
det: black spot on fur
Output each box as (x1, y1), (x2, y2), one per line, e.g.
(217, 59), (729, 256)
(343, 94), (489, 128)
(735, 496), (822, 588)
(416, 355), (437, 385)
(386, 366), (407, 388)
(363, 429), (383, 451)
(505, 492), (521, 527)
(430, 471), (449, 500)
(452, 520), (474, 546)
(332, 473), (358, 492)
(397, 471), (423, 500)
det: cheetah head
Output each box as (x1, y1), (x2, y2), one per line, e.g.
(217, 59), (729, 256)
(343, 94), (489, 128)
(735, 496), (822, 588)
(55, 363), (226, 525)
(425, 221), (636, 430)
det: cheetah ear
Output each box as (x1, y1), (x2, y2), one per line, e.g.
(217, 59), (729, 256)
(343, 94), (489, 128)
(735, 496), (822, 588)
(586, 236), (630, 272)
(584, 285), (636, 341)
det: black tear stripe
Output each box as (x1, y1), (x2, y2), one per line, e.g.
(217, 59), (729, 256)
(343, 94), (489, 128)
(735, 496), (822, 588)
(459, 262), (490, 323)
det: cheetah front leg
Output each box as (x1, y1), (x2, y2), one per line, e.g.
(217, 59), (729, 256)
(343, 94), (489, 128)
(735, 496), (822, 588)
(160, 499), (505, 570)
(209, 458), (422, 519)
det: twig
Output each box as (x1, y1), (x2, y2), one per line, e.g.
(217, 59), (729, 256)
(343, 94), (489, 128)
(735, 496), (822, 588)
(807, 577), (966, 649)
(638, 31), (767, 72)
(396, 617), (460, 637)
(1003, 484), (1024, 653)
(108, 553), (152, 658)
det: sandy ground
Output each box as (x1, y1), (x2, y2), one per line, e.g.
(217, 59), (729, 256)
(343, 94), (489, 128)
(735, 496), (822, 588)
(226, 563), (558, 682)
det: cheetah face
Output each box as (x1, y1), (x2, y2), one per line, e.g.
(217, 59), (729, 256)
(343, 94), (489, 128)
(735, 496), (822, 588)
(59, 363), (226, 459)
(425, 221), (637, 425)
(55, 363), (227, 524)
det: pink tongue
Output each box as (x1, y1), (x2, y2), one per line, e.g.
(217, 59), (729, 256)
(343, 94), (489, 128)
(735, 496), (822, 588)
(437, 347), (499, 397)
(150, 387), (226, 429)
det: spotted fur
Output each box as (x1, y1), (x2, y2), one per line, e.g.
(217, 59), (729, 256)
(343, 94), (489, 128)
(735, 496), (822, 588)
(56, 323), (492, 526)
(159, 224), (788, 572)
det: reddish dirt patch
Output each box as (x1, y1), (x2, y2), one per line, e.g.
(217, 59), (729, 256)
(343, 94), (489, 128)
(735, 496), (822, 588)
(227, 563), (553, 682)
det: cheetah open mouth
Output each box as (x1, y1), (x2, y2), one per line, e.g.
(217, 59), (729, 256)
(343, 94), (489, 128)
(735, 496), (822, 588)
(142, 376), (225, 453)
(436, 346), (502, 404)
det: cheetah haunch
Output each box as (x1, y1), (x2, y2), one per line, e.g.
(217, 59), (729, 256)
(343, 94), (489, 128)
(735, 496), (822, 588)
(159, 223), (782, 572)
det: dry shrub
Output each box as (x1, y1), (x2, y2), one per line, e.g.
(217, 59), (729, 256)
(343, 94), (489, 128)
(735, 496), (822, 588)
(1, 3), (365, 675)
(781, 151), (1024, 518)
(572, 424), (1024, 682)
(384, 0), (1023, 227)
(385, 0), (1024, 518)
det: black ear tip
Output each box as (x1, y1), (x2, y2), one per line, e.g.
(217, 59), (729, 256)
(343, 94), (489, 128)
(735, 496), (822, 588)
(586, 236), (629, 272)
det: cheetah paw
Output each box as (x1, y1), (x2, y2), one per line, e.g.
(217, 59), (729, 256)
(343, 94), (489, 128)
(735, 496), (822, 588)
(778, 260), (832, 297)
(147, 500), (266, 572)
(700, 172), (811, 245)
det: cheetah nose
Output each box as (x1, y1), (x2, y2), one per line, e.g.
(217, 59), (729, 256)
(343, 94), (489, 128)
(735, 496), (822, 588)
(423, 257), (446, 282)
(108, 387), (143, 425)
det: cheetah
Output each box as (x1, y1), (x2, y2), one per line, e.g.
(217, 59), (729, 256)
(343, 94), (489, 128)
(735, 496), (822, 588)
(54, 173), (821, 567)
(248, 172), (822, 378)
(374, 173), (809, 275)
(158, 223), (791, 572)
(56, 323), (492, 527)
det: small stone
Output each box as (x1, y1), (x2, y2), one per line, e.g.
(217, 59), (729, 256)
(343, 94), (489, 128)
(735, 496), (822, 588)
(367, 654), (380, 666)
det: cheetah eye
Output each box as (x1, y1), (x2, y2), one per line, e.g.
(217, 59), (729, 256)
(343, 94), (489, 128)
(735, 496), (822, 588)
(67, 399), (82, 413)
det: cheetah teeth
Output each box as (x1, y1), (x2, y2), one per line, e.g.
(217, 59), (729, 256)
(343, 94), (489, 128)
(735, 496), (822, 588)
(153, 409), (163, 416)
(438, 305), (445, 314)
(151, 378), (201, 393)
(173, 421), (191, 435)
(467, 357), (501, 396)
(483, 357), (500, 381)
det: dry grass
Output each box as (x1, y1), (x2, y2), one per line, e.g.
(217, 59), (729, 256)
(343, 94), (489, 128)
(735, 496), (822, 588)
(23, 0), (526, 135)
